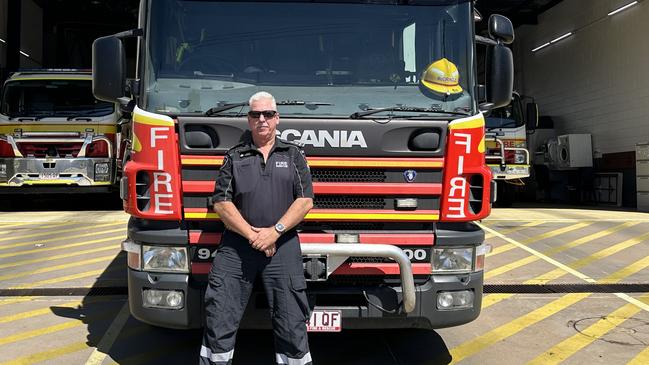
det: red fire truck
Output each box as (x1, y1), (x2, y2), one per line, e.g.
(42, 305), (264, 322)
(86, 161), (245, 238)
(93, 0), (514, 330)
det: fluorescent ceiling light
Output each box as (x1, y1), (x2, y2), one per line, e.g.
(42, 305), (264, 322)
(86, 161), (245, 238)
(531, 42), (551, 52)
(608, 1), (639, 16)
(550, 32), (573, 43)
(0, 38), (6, 43)
(19, 50), (30, 57)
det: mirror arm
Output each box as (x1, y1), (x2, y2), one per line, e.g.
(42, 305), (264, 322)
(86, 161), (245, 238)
(475, 35), (498, 46)
(113, 28), (144, 39)
(478, 102), (495, 112)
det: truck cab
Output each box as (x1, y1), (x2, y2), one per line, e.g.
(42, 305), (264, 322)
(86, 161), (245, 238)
(0, 70), (120, 193)
(485, 92), (538, 205)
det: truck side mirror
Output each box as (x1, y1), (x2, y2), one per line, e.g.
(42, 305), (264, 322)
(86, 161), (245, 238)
(92, 36), (126, 103)
(489, 14), (514, 45)
(526, 102), (539, 131)
(486, 43), (513, 109)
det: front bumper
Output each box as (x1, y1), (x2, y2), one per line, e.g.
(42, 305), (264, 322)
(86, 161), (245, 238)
(127, 268), (483, 330)
(0, 157), (115, 190)
(488, 164), (530, 180)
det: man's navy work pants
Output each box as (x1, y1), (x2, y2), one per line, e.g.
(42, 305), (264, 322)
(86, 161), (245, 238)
(200, 230), (312, 365)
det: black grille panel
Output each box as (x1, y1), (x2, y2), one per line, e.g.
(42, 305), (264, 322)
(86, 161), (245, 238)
(312, 168), (386, 182)
(314, 196), (386, 210)
(300, 222), (434, 231)
(348, 256), (393, 263)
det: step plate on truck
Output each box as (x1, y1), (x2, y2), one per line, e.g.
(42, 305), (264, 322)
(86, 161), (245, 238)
(307, 309), (342, 332)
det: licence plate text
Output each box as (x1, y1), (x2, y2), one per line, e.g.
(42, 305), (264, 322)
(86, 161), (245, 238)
(307, 310), (341, 332)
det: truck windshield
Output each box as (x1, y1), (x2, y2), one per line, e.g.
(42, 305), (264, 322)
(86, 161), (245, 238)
(485, 94), (524, 129)
(144, 0), (474, 117)
(1, 79), (115, 119)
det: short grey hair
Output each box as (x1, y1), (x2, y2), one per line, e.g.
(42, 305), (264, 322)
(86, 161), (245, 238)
(248, 91), (276, 109)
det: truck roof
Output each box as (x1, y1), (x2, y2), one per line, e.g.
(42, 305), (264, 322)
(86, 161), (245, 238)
(7, 69), (92, 82)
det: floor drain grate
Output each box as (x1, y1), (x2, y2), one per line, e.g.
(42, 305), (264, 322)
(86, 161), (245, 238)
(484, 283), (649, 294)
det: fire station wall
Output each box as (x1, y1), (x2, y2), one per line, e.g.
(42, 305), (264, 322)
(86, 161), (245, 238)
(0, 0), (43, 71)
(514, 0), (649, 156)
(0, 0), (7, 66)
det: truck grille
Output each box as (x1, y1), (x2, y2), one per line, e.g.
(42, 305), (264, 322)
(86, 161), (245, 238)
(17, 142), (83, 158)
(314, 196), (386, 210)
(311, 168), (386, 182)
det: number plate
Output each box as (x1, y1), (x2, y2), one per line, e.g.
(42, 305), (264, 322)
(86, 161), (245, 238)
(307, 310), (342, 332)
(39, 172), (59, 180)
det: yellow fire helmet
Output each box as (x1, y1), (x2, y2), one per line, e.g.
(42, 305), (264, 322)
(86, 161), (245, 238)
(420, 58), (463, 95)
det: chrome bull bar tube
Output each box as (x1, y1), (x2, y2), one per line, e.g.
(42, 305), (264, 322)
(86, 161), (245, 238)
(301, 243), (416, 313)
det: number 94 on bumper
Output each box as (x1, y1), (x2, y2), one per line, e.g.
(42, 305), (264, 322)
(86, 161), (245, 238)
(307, 309), (342, 332)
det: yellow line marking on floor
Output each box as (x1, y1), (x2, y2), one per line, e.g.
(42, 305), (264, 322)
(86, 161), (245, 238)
(527, 295), (649, 365)
(0, 320), (82, 346)
(449, 293), (590, 365)
(0, 296), (114, 324)
(0, 235), (125, 259)
(0, 300), (82, 324)
(628, 340), (649, 364)
(0, 222), (63, 230)
(480, 223), (649, 313)
(526, 231), (649, 285)
(482, 294), (514, 309)
(8, 268), (107, 289)
(0, 222), (72, 235)
(0, 341), (91, 365)
(485, 222), (639, 280)
(85, 302), (130, 365)
(0, 254), (116, 281)
(0, 297), (35, 307)
(0, 325), (149, 365)
(484, 221), (545, 239)
(599, 255), (649, 283)
(0, 244), (120, 270)
(487, 222), (593, 257)
(0, 221), (106, 245)
(0, 224), (124, 251)
(0, 306), (118, 349)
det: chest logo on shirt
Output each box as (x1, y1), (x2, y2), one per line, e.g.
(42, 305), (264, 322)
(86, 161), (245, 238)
(276, 161), (289, 168)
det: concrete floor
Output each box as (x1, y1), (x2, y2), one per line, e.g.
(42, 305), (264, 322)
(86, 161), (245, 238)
(1, 206), (649, 364)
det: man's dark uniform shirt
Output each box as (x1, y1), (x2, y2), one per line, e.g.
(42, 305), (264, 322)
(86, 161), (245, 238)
(212, 134), (314, 228)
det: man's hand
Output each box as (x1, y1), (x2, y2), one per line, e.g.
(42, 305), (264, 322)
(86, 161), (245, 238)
(250, 226), (280, 253)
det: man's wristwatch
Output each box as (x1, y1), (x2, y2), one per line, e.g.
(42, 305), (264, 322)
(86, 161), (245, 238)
(274, 223), (286, 235)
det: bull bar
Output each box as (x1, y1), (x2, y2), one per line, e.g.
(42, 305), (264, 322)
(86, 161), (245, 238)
(301, 243), (416, 313)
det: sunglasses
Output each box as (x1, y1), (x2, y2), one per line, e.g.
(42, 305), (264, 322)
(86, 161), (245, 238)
(248, 110), (278, 119)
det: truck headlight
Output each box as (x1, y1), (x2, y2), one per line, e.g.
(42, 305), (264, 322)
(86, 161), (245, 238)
(142, 245), (189, 273)
(432, 247), (473, 273)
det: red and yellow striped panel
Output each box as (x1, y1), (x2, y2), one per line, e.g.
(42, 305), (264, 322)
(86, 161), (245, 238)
(183, 208), (439, 222)
(182, 181), (441, 195)
(181, 155), (444, 168)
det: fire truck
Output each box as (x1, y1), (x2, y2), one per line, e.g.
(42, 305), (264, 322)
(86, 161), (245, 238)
(0, 70), (120, 194)
(485, 92), (538, 205)
(93, 0), (514, 330)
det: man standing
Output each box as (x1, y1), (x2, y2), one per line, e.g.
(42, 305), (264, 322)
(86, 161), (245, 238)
(200, 91), (314, 365)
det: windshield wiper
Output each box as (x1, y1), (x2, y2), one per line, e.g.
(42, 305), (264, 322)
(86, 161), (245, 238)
(350, 106), (470, 119)
(204, 102), (248, 116)
(9, 114), (46, 121)
(204, 100), (333, 117)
